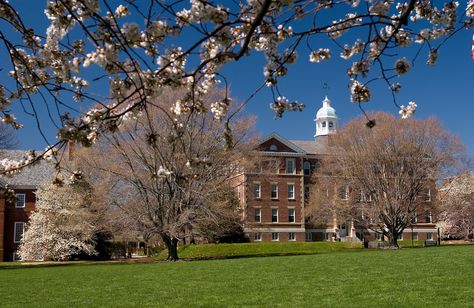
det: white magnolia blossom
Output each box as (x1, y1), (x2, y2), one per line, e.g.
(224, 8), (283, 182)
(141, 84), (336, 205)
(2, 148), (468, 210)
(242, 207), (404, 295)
(18, 181), (99, 261)
(394, 58), (412, 76)
(309, 48), (331, 63)
(399, 101), (417, 119)
(349, 79), (371, 103)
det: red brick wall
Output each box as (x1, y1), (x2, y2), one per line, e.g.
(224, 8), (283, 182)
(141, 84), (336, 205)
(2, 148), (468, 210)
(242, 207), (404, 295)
(3, 189), (36, 261)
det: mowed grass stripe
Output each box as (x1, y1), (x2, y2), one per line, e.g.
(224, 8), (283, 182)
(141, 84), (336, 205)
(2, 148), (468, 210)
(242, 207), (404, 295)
(0, 245), (473, 307)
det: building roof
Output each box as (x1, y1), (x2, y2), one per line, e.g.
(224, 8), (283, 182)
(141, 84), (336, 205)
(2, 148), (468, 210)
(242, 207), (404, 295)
(289, 139), (329, 155)
(0, 150), (55, 189)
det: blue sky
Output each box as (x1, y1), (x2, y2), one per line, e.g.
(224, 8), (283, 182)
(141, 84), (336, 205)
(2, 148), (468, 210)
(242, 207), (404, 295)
(3, 1), (474, 157)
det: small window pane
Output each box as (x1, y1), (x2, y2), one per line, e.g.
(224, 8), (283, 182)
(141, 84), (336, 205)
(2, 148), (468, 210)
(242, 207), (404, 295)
(271, 184), (278, 199)
(254, 208), (261, 222)
(272, 232), (279, 241)
(271, 208), (278, 223)
(15, 194), (26, 208)
(288, 184), (295, 199)
(288, 232), (296, 241)
(253, 183), (261, 199)
(254, 233), (262, 241)
(288, 208), (295, 223)
(14, 222), (25, 243)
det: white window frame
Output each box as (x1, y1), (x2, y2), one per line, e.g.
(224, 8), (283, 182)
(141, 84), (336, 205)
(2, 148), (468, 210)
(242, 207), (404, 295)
(287, 184), (295, 200)
(271, 183), (278, 199)
(412, 232), (418, 241)
(323, 232), (329, 241)
(288, 208), (295, 223)
(305, 231), (312, 241)
(254, 208), (261, 223)
(425, 210), (432, 223)
(271, 208), (278, 223)
(269, 144), (278, 151)
(15, 194), (26, 208)
(271, 232), (279, 241)
(288, 232), (296, 241)
(303, 161), (311, 176)
(286, 158), (296, 174)
(397, 233), (403, 240)
(304, 185), (310, 200)
(13, 222), (25, 243)
(427, 232), (433, 240)
(424, 188), (431, 202)
(253, 182), (261, 199)
(254, 233), (262, 241)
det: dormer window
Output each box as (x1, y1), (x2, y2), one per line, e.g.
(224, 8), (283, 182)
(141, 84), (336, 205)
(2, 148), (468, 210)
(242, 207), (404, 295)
(322, 122), (326, 128)
(329, 121), (334, 128)
(269, 144), (278, 151)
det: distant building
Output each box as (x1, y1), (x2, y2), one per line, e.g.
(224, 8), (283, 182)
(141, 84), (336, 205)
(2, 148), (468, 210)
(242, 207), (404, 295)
(234, 97), (438, 243)
(0, 150), (54, 261)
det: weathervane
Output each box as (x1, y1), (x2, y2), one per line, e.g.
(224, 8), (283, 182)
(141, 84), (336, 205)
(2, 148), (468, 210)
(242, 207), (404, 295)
(323, 82), (330, 96)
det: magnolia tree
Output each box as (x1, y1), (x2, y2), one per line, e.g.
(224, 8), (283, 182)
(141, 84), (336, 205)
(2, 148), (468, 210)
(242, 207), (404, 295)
(18, 178), (106, 261)
(74, 89), (254, 260)
(0, 0), (473, 172)
(440, 172), (474, 240)
(312, 113), (463, 247)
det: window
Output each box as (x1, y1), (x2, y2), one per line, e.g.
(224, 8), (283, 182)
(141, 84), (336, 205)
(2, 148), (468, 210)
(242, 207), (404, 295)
(271, 208), (278, 223)
(271, 183), (278, 199)
(15, 194), (26, 208)
(397, 233), (403, 240)
(425, 210), (432, 223)
(272, 232), (279, 241)
(412, 232), (418, 241)
(424, 188), (431, 202)
(305, 232), (312, 241)
(328, 121), (334, 128)
(14, 222), (25, 243)
(304, 185), (310, 200)
(323, 232), (329, 241)
(339, 186), (349, 200)
(288, 232), (296, 241)
(286, 158), (295, 174)
(12, 252), (21, 261)
(253, 183), (261, 199)
(322, 121), (326, 128)
(411, 213), (418, 224)
(269, 144), (278, 151)
(254, 208), (261, 223)
(254, 233), (262, 241)
(427, 232), (433, 240)
(288, 208), (295, 223)
(375, 233), (382, 241)
(303, 161), (311, 176)
(287, 184), (295, 200)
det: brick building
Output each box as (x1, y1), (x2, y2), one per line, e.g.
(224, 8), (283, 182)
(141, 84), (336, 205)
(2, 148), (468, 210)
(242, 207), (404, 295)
(234, 97), (438, 243)
(0, 150), (54, 261)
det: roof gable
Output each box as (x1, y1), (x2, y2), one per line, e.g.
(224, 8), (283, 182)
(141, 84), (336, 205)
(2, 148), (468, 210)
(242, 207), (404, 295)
(256, 133), (306, 153)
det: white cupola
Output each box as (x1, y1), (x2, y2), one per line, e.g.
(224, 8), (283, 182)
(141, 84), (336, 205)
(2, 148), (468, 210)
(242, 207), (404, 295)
(314, 96), (338, 138)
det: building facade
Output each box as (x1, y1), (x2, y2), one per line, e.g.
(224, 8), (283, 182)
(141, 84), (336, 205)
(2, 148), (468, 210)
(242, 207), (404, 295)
(0, 150), (53, 261)
(235, 97), (438, 243)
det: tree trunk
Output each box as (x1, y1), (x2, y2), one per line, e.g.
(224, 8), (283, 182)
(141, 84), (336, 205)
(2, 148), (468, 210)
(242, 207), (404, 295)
(162, 234), (179, 261)
(388, 231), (399, 248)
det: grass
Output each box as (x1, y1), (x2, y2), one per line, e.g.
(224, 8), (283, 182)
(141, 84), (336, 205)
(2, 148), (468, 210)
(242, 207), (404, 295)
(1, 245), (473, 307)
(157, 241), (363, 260)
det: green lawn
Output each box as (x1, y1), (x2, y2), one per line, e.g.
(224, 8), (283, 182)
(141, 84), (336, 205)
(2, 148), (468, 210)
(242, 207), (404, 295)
(157, 241), (363, 260)
(1, 245), (473, 307)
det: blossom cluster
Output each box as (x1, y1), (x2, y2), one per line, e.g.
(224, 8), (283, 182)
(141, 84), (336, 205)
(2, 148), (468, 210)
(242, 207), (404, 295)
(399, 102), (417, 119)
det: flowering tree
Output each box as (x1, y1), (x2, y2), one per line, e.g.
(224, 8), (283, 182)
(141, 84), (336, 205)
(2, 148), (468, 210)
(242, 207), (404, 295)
(440, 172), (474, 240)
(73, 88), (253, 260)
(0, 0), (473, 172)
(18, 178), (106, 261)
(315, 113), (463, 247)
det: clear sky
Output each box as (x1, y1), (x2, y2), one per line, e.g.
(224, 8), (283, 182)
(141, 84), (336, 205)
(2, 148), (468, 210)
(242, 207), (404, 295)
(3, 1), (474, 157)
